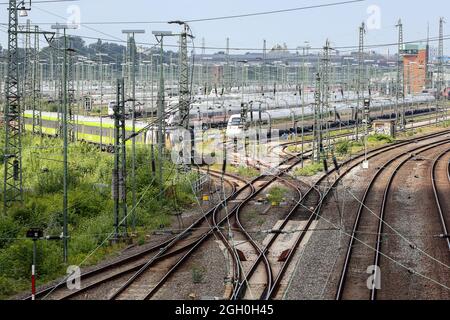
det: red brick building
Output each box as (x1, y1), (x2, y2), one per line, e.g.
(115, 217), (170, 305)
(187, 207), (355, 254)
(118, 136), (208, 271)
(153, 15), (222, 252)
(402, 44), (427, 94)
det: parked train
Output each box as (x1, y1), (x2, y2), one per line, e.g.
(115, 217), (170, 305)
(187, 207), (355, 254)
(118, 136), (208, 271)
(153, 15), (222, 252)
(225, 94), (437, 137)
(23, 93), (436, 151)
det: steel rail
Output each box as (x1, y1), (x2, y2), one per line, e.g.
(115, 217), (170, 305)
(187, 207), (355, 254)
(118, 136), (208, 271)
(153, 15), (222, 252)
(28, 170), (239, 300)
(335, 139), (450, 300)
(431, 148), (450, 251)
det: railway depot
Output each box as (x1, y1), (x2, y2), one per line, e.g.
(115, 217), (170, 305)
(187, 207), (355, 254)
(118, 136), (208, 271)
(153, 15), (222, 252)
(0, 1), (449, 315)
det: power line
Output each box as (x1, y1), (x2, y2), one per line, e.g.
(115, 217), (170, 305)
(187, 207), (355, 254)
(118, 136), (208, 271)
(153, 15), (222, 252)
(0, 0), (78, 4)
(185, 0), (366, 23)
(23, 0), (366, 25)
(1, 21), (448, 53)
(4, 27), (445, 54)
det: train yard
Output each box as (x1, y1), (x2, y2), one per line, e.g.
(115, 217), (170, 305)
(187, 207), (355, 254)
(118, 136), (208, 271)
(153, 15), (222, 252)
(14, 124), (448, 301)
(0, 0), (449, 310)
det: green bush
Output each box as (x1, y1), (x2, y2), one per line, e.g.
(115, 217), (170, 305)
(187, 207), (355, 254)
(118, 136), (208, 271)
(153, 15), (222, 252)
(0, 133), (196, 298)
(336, 140), (350, 155)
(0, 276), (17, 298)
(0, 216), (20, 249)
(440, 120), (450, 128)
(267, 186), (288, 204)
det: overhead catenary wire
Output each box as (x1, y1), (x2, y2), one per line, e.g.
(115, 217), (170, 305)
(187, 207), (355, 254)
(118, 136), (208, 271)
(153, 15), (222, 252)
(41, 151), (183, 299)
(4, 26), (447, 53)
(2, 0), (447, 54)
(20, 1), (366, 25)
(273, 147), (450, 295)
(287, 189), (450, 293)
(0, 0), (78, 4)
(282, 146), (450, 271)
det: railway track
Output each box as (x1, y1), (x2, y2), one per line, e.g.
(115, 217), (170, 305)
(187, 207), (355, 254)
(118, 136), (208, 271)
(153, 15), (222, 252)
(231, 173), (321, 300)
(335, 138), (450, 300)
(273, 114), (450, 159)
(255, 128), (450, 300)
(107, 154), (308, 300)
(229, 129), (449, 300)
(27, 171), (243, 300)
(27, 127), (450, 300)
(31, 134), (304, 300)
(373, 142), (450, 300)
(263, 133), (450, 299)
(431, 149), (450, 251)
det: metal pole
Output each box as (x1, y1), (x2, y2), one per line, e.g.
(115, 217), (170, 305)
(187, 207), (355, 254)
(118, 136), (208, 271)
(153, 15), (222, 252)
(33, 25), (41, 136)
(4, 0), (23, 213)
(301, 89), (305, 168)
(62, 28), (69, 263)
(130, 35), (137, 230)
(31, 239), (36, 300)
(120, 78), (128, 236)
(113, 80), (120, 240)
(157, 37), (165, 199)
(437, 18), (445, 124)
(99, 53), (103, 150)
(113, 78), (128, 239)
(396, 19), (405, 128)
(356, 22), (365, 141)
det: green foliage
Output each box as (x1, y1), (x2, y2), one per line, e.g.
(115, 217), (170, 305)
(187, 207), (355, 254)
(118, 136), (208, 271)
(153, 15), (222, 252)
(191, 265), (206, 284)
(294, 162), (324, 177)
(367, 134), (394, 144)
(440, 120), (450, 128)
(335, 140), (350, 155)
(0, 215), (20, 249)
(226, 165), (260, 178)
(0, 133), (195, 298)
(237, 166), (260, 178)
(267, 186), (287, 204)
(334, 134), (394, 157)
(137, 235), (146, 246)
(0, 275), (18, 298)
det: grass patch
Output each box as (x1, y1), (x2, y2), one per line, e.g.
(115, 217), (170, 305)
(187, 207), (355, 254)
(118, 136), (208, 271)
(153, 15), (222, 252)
(191, 265), (206, 284)
(367, 134), (394, 144)
(294, 162), (324, 177)
(334, 134), (394, 158)
(224, 165), (260, 178)
(266, 186), (288, 204)
(440, 120), (450, 128)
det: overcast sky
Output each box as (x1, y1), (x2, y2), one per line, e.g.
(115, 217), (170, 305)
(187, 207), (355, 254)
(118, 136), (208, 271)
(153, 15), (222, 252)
(0, 0), (448, 55)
